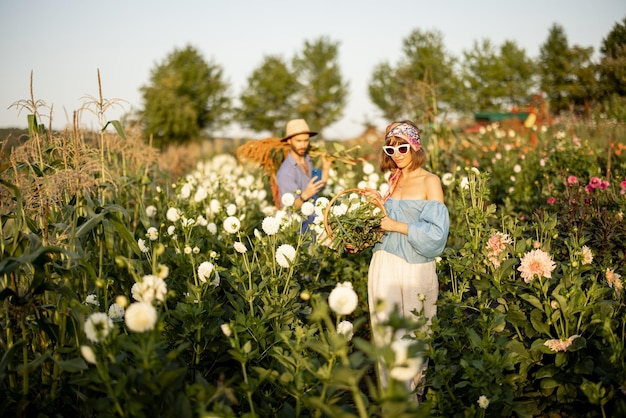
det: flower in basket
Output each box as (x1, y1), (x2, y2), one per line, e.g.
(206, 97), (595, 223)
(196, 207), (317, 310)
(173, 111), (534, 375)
(323, 189), (385, 254)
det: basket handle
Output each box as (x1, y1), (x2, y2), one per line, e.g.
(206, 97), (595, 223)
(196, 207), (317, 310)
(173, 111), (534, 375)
(323, 188), (386, 238)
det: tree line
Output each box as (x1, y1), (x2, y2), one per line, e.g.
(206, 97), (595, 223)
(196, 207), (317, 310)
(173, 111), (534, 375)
(137, 18), (626, 148)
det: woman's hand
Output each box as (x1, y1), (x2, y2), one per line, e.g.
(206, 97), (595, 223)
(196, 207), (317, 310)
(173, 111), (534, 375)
(360, 188), (382, 203)
(379, 216), (408, 235)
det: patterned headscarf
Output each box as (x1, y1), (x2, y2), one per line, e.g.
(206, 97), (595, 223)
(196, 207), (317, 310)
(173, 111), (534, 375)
(385, 122), (421, 152)
(382, 122), (422, 202)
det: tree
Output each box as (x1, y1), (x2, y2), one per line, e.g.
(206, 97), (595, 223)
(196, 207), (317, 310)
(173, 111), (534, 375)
(140, 45), (232, 148)
(539, 24), (599, 116)
(461, 39), (537, 111)
(539, 24), (572, 114)
(461, 39), (503, 111)
(598, 16), (626, 99)
(498, 40), (537, 109)
(237, 55), (299, 136)
(291, 36), (349, 136)
(368, 29), (460, 126)
(567, 45), (597, 116)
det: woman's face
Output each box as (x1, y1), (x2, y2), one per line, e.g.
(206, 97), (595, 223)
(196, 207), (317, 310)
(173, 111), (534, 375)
(385, 138), (413, 169)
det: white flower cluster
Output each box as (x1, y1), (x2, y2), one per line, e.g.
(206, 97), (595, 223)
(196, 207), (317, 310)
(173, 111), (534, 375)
(275, 244), (296, 268)
(234, 241), (247, 254)
(108, 303), (125, 322)
(146, 227), (158, 241)
(262, 216), (281, 235)
(125, 302), (158, 333)
(388, 339), (424, 382)
(198, 261), (220, 286)
(223, 216), (241, 234)
(355, 161), (380, 191)
(84, 294), (99, 306)
(337, 320), (354, 341)
(131, 274), (167, 304)
(84, 312), (113, 343)
(328, 282), (358, 316)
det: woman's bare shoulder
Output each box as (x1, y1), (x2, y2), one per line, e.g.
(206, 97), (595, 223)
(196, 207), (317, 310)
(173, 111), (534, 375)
(423, 172), (444, 202)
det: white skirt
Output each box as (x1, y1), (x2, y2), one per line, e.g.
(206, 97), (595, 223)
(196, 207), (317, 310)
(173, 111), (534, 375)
(368, 250), (438, 392)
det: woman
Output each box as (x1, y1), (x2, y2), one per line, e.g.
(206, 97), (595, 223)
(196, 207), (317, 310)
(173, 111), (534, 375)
(361, 120), (449, 397)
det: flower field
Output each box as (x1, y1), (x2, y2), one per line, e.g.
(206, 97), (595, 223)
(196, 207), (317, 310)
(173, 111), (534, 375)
(1, 116), (625, 417)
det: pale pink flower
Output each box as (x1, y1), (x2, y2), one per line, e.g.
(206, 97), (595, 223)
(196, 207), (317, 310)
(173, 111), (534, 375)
(546, 197), (556, 205)
(606, 268), (623, 298)
(517, 249), (556, 283)
(544, 335), (580, 352)
(486, 232), (512, 268)
(580, 246), (593, 265)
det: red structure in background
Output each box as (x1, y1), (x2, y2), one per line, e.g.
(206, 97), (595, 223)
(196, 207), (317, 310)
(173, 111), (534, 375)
(463, 92), (552, 138)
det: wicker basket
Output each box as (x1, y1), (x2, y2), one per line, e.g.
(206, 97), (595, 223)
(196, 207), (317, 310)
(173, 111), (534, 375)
(323, 188), (387, 254)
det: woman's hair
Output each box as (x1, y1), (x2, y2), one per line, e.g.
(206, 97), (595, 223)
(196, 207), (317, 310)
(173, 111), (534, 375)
(379, 120), (426, 173)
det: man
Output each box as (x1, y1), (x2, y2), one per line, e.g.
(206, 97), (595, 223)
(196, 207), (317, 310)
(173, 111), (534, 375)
(276, 119), (331, 229)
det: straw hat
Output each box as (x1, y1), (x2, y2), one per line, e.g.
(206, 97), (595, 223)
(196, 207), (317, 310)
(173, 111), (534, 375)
(281, 119), (317, 142)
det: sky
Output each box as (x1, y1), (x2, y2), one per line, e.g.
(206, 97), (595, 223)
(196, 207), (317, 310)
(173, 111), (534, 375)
(1, 0), (624, 140)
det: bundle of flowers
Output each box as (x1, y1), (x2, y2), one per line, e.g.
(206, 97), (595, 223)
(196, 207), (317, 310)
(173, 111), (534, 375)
(323, 188), (385, 254)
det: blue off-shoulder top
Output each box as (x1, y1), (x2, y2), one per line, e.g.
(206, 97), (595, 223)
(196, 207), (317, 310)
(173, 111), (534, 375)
(373, 199), (450, 264)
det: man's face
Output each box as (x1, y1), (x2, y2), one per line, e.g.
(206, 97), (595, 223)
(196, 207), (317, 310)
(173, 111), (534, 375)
(289, 134), (310, 156)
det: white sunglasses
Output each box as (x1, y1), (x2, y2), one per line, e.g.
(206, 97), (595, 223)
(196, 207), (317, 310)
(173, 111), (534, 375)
(382, 144), (411, 156)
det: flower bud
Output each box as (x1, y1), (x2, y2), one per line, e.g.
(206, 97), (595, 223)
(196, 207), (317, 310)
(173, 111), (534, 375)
(115, 295), (129, 308)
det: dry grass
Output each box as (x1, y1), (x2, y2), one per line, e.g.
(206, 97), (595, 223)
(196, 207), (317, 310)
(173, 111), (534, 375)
(0, 118), (161, 220)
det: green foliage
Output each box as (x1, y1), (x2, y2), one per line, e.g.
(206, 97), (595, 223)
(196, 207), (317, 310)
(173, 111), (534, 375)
(432, 165), (625, 417)
(538, 24), (597, 116)
(2, 114), (626, 417)
(539, 24), (573, 114)
(140, 44), (232, 148)
(461, 39), (536, 111)
(368, 29), (460, 125)
(292, 36), (349, 135)
(324, 190), (384, 255)
(237, 55), (300, 135)
(234, 36), (348, 139)
(599, 16), (626, 98)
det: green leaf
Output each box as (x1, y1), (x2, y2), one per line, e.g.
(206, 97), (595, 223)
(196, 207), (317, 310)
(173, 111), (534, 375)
(466, 327), (482, 348)
(54, 357), (89, 373)
(519, 293), (543, 310)
(530, 309), (550, 335)
(0, 340), (26, 379)
(106, 211), (141, 255)
(535, 365), (558, 379)
(103, 120), (127, 140)
(539, 377), (560, 390)
(74, 212), (106, 239)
